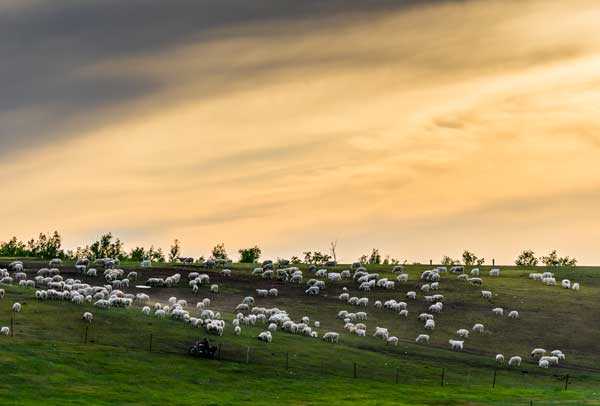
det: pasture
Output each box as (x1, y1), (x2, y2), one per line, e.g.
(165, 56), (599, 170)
(0, 259), (599, 405)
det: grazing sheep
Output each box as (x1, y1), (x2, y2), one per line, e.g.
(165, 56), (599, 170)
(323, 332), (340, 343)
(155, 309), (166, 318)
(415, 334), (430, 344)
(456, 329), (470, 338)
(210, 284), (219, 294)
(234, 326), (241, 335)
(449, 339), (464, 351)
(267, 323), (278, 332)
(496, 354), (505, 364)
(508, 310), (519, 319)
(258, 331), (272, 343)
(508, 356), (522, 367)
(561, 279), (571, 289)
(468, 277), (483, 286)
(472, 323), (485, 334)
(268, 288), (278, 297)
(82, 312), (93, 323)
(418, 313), (434, 321)
(399, 309), (408, 318)
(489, 268), (500, 277)
(12, 303), (21, 313)
(0, 327), (9, 336)
(540, 356), (560, 366)
(538, 359), (550, 368)
(492, 307), (504, 316)
(424, 319), (435, 330)
(256, 289), (268, 297)
(314, 321), (320, 328)
(373, 327), (389, 340)
(481, 290), (492, 300)
(387, 336), (399, 346)
(470, 268), (480, 276)
(406, 291), (417, 300)
(142, 306), (151, 316)
(531, 348), (546, 358)
(572, 283), (580, 291)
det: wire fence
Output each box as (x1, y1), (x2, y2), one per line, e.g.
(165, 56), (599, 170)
(5, 312), (579, 394)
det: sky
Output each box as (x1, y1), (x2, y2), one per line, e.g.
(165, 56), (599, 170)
(2, 0), (600, 264)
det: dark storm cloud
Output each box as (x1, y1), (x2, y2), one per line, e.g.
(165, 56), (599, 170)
(0, 0), (419, 155)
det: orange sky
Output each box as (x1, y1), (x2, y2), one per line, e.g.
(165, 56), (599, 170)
(2, 0), (600, 263)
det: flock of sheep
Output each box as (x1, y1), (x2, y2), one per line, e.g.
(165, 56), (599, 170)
(0, 258), (582, 371)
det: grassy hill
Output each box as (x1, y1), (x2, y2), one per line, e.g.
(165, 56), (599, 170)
(0, 259), (599, 405)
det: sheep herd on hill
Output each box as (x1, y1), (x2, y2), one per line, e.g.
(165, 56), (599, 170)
(0, 258), (583, 370)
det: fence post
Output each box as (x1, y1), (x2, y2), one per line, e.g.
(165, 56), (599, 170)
(149, 333), (153, 352)
(441, 368), (445, 387)
(286, 352), (289, 370)
(217, 343), (222, 360)
(246, 347), (250, 364)
(564, 374), (570, 391)
(353, 362), (357, 379)
(10, 315), (14, 337)
(321, 360), (324, 376)
(492, 368), (497, 388)
(395, 367), (399, 384)
(84, 325), (89, 344)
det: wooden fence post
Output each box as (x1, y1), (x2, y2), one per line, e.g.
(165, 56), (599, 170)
(218, 343), (222, 360)
(285, 352), (289, 370)
(441, 368), (445, 387)
(149, 333), (153, 352)
(353, 362), (357, 378)
(564, 374), (570, 391)
(395, 367), (400, 384)
(10, 315), (14, 337)
(84, 325), (89, 344)
(246, 347), (250, 364)
(492, 368), (497, 388)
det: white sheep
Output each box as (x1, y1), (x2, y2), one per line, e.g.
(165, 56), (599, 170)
(323, 332), (339, 343)
(314, 321), (320, 328)
(508, 310), (519, 319)
(387, 336), (399, 346)
(373, 327), (389, 340)
(142, 306), (151, 316)
(489, 268), (500, 277)
(406, 291), (416, 300)
(210, 284), (219, 294)
(415, 334), (430, 344)
(12, 303), (21, 313)
(155, 309), (166, 318)
(456, 329), (470, 338)
(472, 323), (485, 334)
(0, 327), (9, 336)
(268, 288), (278, 297)
(481, 291), (492, 300)
(449, 339), (464, 351)
(492, 307), (504, 316)
(538, 359), (550, 368)
(561, 279), (571, 289)
(234, 326), (241, 336)
(424, 319), (435, 330)
(508, 356), (522, 367)
(258, 331), (272, 343)
(82, 312), (93, 323)
(496, 354), (505, 364)
(572, 283), (580, 291)
(531, 348), (546, 358)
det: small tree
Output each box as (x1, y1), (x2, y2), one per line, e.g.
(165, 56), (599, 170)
(559, 256), (577, 267)
(129, 246), (146, 262)
(303, 251), (313, 264)
(368, 249), (381, 265)
(169, 239), (181, 263)
(329, 240), (338, 262)
(462, 250), (485, 267)
(540, 250), (560, 267)
(515, 250), (538, 267)
(290, 256), (302, 264)
(441, 256), (459, 266)
(211, 243), (228, 260)
(239, 246), (261, 263)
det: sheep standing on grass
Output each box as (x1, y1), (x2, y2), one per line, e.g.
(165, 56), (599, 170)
(210, 284), (219, 294)
(387, 336), (399, 346)
(572, 283), (580, 291)
(12, 303), (21, 313)
(258, 331), (272, 343)
(424, 319), (435, 330)
(508, 310), (519, 319)
(481, 291), (492, 300)
(472, 323), (485, 334)
(234, 326), (241, 336)
(0, 327), (9, 336)
(415, 334), (430, 344)
(323, 332), (339, 343)
(82, 312), (93, 323)
(492, 307), (504, 316)
(449, 340), (464, 351)
(538, 359), (550, 368)
(456, 329), (469, 338)
(508, 356), (522, 367)
(531, 348), (547, 358)
(496, 354), (505, 364)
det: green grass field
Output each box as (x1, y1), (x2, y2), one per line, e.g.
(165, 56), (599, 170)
(0, 259), (599, 405)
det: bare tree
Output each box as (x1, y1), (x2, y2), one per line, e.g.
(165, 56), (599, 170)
(330, 240), (338, 262)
